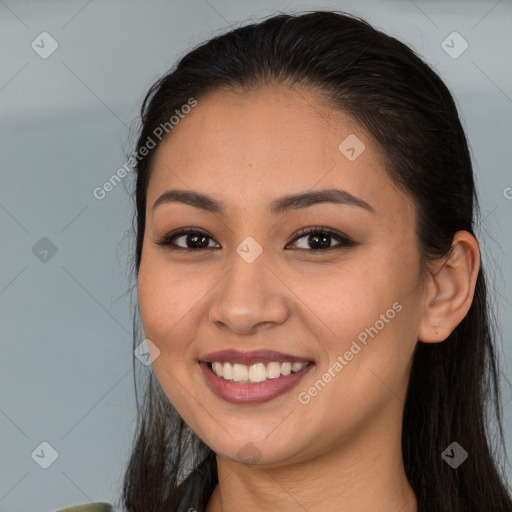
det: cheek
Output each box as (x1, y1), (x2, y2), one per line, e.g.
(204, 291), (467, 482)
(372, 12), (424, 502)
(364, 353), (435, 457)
(289, 253), (402, 338)
(307, 252), (419, 393)
(137, 260), (205, 415)
(137, 255), (199, 358)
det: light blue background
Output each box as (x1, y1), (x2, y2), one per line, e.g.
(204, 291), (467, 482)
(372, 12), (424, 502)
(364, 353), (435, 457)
(1, 1), (511, 510)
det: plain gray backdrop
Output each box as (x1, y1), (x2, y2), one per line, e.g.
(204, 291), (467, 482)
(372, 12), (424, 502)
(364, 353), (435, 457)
(1, 1), (511, 510)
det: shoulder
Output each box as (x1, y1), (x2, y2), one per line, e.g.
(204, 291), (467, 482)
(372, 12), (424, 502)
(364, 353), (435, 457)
(56, 503), (113, 512)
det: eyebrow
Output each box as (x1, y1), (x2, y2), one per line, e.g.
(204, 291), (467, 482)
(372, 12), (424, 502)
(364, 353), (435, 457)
(152, 188), (375, 215)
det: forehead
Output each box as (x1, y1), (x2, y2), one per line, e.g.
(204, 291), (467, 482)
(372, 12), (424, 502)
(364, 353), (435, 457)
(147, 85), (411, 221)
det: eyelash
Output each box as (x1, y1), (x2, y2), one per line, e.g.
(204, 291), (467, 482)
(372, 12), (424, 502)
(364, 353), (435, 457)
(154, 226), (356, 253)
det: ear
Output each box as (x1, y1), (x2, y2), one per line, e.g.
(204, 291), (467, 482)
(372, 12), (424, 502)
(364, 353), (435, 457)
(417, 230), (480, 343)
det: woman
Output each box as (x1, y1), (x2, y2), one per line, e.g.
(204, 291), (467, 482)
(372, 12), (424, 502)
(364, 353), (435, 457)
(107, 9), (512, 512)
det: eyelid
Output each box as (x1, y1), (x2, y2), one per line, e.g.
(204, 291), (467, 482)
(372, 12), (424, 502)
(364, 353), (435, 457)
(154, 225), (355, 251)
(154, 227), (219, 250)
(289, 225), (354, 248)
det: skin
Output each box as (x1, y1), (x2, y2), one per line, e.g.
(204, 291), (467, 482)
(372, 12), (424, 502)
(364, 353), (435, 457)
(137, 84), (480, 512)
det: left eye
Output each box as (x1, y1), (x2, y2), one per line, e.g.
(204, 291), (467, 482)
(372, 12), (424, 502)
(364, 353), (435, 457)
(154, 226), (355, 252)
(288, 226), (356, 251)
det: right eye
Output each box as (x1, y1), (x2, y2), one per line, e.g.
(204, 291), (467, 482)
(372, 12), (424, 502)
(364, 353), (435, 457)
(154, 228), (220, 251)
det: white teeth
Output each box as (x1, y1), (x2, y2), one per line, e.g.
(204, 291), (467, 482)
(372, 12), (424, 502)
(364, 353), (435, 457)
(291, 362), (305, 372)
(266, 361), (281, 379)
(222, 362), (233, 380)
(210, 360), (309, 383)
(232, 363), (249, 382)
(281, 362), (292, 376)
(249, 363), (267, 383)
(213, 362), (223, 377)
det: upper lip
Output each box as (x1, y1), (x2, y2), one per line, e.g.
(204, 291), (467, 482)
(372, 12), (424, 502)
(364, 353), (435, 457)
(200, 349), (314, 366)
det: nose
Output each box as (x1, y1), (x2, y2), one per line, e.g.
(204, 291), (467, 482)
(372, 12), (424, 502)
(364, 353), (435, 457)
(208, 250), (291, 336)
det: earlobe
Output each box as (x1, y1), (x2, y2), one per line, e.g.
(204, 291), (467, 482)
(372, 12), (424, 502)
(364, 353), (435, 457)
(417, 231), (480, 343)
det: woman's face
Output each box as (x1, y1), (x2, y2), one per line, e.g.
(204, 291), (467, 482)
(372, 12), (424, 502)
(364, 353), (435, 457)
(137, 84), (427, 466)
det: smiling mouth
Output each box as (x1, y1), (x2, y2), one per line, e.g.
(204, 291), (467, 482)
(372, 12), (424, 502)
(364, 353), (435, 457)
(206, 360), (313, 384)
(199, 359), (315, 404)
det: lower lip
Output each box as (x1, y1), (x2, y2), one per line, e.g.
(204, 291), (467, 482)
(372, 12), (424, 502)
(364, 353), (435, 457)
(199, 362), (315, 404)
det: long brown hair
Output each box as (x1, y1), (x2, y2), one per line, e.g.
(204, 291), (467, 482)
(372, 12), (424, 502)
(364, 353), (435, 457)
(117, 10), (512, 511)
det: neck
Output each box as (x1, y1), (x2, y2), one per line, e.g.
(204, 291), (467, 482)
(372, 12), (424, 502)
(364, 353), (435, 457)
(206, 408), (417, 512)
